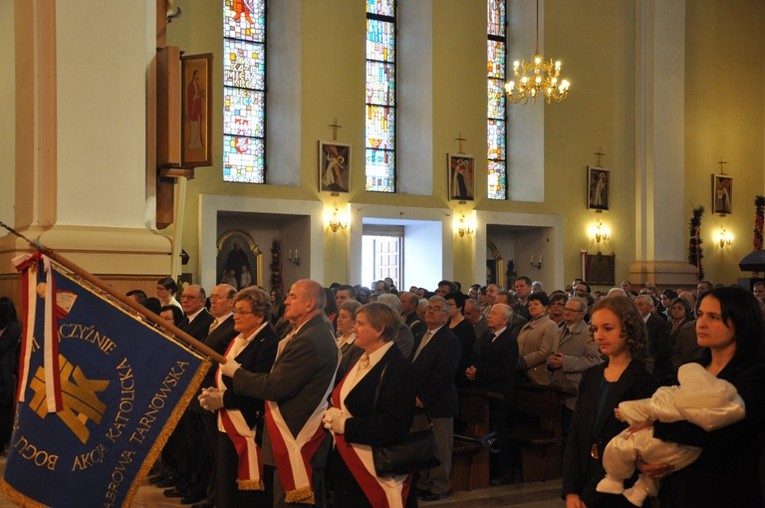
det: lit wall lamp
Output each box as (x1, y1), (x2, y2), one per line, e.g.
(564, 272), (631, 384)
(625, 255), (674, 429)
(590, 221), (611, 243)
(456, 214), (475, 238)
(326, 206), (348, 233)
(287, 249), (301, 266)
(717, 228), (733, 248)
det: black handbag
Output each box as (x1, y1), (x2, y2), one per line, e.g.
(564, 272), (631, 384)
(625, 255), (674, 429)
(370, 364), (441, 476)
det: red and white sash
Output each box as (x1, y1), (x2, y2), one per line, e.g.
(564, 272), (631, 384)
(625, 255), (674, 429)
(265, 345), (340, 504)
(329, 361), (410, 508)
(216, 337), (263, 490)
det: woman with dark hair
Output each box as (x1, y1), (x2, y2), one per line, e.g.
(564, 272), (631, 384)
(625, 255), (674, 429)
(562, 296), (658, 508)
(323, 287), (339, 330)
(0, 297), (21, 452)
(323, 303), (417, 507)
(159, 305), (185, 327)
(336, 300), (364, 381)
(156, 276), (181, 309)
(269, 288), (285, 325)
(643, 286), (765, 507)
(658, 289), (678, 320)
(667, 297), (692, 336)
(444, 291), (475, 384)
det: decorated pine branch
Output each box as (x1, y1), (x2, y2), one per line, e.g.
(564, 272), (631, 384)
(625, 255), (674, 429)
(754, 195), (765, 251)
(688, 206), (704, 281)
(270, 238), (283, 292)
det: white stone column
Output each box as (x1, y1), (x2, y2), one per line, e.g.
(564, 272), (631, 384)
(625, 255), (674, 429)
(0, 0), (170, 296)
(630, 0), (697, 286)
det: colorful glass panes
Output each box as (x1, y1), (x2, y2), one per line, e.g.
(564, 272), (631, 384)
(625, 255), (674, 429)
(366, 2), (396, 193)
(366, 149), (396, 193)
(487, 0), (507, 199)
(224, 88), (264, 138)
(223, 135), (265, 183)
(223, 0), (266, 184)
(366, 19), (396, 62)
(367, 0), (394, 17)
(223, 0), (265, 41)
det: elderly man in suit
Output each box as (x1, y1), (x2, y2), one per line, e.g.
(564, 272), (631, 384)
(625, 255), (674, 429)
(495, 291), (528, 337)
(463, 297), (488, 343)
(547, 296), (602, 450)
(219, 279), (339, 507)
(191, 284), (240, 508)
(164, 284), (216, 504)
(411, 296), (461, 501)
(465, 303), (519, 485)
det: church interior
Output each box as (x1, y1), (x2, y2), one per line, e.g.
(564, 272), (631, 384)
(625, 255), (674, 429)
(2, 0), (764, 300)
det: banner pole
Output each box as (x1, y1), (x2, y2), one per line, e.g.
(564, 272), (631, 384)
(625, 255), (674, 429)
(0, 222), (226, 364)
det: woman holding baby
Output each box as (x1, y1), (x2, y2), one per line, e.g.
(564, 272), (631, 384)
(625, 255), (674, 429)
(650, 286), (765, 507)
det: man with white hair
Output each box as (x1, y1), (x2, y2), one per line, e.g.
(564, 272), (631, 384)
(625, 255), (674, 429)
(377, 292), (415, 360)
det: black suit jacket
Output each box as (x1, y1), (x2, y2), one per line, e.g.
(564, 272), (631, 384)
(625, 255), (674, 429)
(342, 345), (416, 447)
(189, 315), (240, 413)
(470, 327), (519, 398)
(561, 360), (658, 506)
(411, 326), (461, 418)
(645, 312), (672, 383)
(221, 325), (279, 429)
(180, 308), (215, 340)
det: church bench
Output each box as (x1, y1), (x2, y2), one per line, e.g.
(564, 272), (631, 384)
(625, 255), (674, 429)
(507, 383), (565, 482)
(450, 388), (502, 491)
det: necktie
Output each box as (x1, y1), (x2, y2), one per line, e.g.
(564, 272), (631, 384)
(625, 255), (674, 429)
(413, 330), (434, 361)
(209, 318), (220, 333)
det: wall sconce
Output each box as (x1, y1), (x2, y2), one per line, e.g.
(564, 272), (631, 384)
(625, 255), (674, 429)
(590, 221), (611, 243)
(530, 255), (542, 269)
(717, 228), (733, 248)
(326, 207), (348, 233)
(287, 249), (301, 266)
(456, 214), (474, 238)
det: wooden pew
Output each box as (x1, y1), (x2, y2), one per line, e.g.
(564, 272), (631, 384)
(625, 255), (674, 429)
(507, 383), (568, 482)
(451, 389), (502, 491)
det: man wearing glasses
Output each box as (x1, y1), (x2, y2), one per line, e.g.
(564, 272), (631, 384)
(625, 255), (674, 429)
(411, 296), (461, 501)
(547, 296), (602, 448)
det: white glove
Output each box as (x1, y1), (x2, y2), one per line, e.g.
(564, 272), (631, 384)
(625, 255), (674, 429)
(198, 387), (224, 412)
(322, 407), (348, 434)
(220, 359), (241, 378)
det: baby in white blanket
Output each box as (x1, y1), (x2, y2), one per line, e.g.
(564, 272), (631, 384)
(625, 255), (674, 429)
(596, 362), (745, 506)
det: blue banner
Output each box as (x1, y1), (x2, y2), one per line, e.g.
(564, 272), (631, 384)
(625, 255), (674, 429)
(1, 261), (210, 507)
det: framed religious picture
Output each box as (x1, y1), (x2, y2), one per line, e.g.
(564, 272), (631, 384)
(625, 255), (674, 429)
(587, 166), (611, 211)
(712, 174), (733, 215)
(585, 252), (616, 286)
(448, 154), (475, 201)
(216, 230), (263, 291)
(181, 53), (213, 167)
(318, 141), (351, 193)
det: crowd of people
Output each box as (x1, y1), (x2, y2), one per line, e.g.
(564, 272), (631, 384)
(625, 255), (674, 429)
(1, 274), (764, 508)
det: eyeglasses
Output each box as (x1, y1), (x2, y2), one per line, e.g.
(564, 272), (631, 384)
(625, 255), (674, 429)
(426, 306), (447, 313)
(233, 309), (254, 315)
(564, 307), (584, 313)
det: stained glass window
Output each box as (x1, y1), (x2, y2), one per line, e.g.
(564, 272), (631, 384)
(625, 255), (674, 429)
(223, 0), (266, 183)
(366, 0), (396, 193)
(487, 0), (507, 199)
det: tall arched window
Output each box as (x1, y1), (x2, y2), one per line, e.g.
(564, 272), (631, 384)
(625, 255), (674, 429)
(365, 0), (396, 193)
(487, 0), (507, 200)
(223, 0), (266, 183)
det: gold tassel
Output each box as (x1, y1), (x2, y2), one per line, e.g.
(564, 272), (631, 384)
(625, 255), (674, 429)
(284, 485), (315, 504)
(237, 478), (265, 491)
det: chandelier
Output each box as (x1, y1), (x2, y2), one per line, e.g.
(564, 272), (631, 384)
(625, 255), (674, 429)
(504, 0), (570, 105)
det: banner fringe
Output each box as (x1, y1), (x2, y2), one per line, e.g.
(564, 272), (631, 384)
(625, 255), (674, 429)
(284, 485), (315, 504)
(237, 478), (265, 491)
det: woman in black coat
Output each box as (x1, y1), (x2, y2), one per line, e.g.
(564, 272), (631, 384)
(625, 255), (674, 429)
(648, 286), (765, 507)
(562, 296), (658, 508)
(0, 297), (21, 452)
(323, 303), (417, 508)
